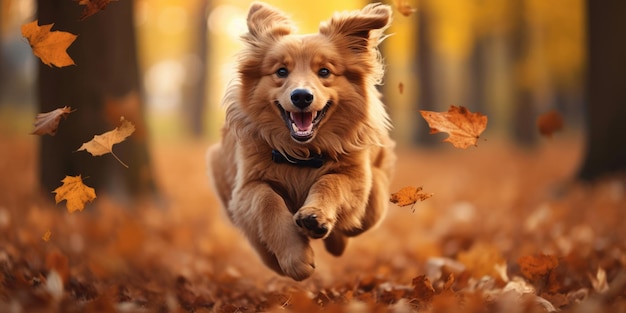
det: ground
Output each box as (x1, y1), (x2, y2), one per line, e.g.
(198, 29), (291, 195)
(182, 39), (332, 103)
(0, 132), (625, 312)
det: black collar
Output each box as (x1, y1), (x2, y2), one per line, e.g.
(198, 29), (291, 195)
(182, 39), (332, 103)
(271, 150), (325, 168)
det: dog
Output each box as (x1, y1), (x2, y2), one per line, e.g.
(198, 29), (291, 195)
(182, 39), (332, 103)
(206, 2), (396, 281)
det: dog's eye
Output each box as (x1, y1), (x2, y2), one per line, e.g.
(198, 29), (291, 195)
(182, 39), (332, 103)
(318, 68), (331, 78)
(276, 68), (289, 78)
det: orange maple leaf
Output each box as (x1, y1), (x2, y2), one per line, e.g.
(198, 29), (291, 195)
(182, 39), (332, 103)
(76, 0), (118, 20)
(31, 106), (74, 136)
(420, 105), (488, 149)
(77, 116), (135, 168)
(537, 109), (564, 138)
(53, 175), (96, 213)
(21, 20), (77, 68)
(390, 186), (432, 211)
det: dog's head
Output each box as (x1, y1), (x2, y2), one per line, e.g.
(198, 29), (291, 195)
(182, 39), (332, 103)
(232, 2), (392, 158)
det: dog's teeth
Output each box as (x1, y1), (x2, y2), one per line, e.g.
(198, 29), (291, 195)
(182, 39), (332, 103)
(312, 111), (318, 120)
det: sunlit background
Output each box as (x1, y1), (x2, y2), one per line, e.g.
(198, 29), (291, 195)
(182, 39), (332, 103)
(0, 0), (585, 145)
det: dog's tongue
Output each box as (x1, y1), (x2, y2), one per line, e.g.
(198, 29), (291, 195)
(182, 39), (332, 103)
(291, 112), (313, 131)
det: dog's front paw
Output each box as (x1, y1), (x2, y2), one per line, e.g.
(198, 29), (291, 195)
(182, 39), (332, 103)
(295, 207), (334, 239)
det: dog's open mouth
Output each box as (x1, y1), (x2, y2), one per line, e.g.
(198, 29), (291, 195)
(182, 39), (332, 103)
(277, 101), (331, 142)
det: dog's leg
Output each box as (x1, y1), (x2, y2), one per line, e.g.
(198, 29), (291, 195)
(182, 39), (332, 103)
(346, 144), (395, 237)
(294, 170), (370, 240)
(231, 182), (315, 281)
(344, 166), (389, 237)
(323, 231), (348, 256)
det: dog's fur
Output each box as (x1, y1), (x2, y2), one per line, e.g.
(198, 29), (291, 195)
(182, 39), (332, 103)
(206, 2), (396, 281)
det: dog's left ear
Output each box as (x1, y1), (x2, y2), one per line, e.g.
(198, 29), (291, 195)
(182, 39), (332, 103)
(244, 2), (294, 42)
(319, 3), (392, 53)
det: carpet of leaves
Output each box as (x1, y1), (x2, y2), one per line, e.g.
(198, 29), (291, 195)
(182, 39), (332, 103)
(0, 133), (625, 313)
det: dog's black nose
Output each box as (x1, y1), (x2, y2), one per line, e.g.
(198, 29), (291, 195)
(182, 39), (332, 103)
(290, 89), (314, 109)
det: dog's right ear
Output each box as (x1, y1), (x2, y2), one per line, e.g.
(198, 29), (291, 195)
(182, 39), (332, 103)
(244, 2), (294, 41)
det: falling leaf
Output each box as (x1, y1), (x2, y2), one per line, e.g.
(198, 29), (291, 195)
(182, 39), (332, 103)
(394, 0), (416, 17)
(21, 20), (77, 67)
(420, 105), (488, 149)
(53, 175), (96, 213)
(518, 254), (558, 283)
(76, 0), (118, 20)
(31, 106), (74, 136)
(537, 109), (564, 138)
(390, 186), (433, 211)
(398, 82), (404, 94)
(77, 116), (135, 168)
(42, 230), (52, 242)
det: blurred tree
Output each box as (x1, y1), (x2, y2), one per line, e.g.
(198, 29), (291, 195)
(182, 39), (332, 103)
(578, 0), (626, 180)
(509, 0), (536, 145)
(37, 0), (158, 202)
(414, 0), (437, 145)
(181, 0), (209, 137)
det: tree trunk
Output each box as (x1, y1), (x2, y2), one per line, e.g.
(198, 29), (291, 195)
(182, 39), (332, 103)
(182, 0), (209, 137)
(578, 0), (626, 180)
(37, 0), (157, 201)
(414, 0), (437, 145)
(509, 0), (536, 145)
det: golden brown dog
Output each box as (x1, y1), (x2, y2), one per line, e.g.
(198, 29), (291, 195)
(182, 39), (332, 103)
(206, 2), (396, 281)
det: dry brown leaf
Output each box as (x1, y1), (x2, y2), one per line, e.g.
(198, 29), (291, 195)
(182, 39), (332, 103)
(412, 275), (435, 303)
(394, 0), (416, 17)
(537, 109), (564, 138)
(518, 254), (559, 283)
(53, 175), (96, 213)
(77, 116), (135, 168)
(457, 243), (506, 280)
(390, 186), (433, 211)
(589, 268), (609, 293)
(21, 20), (77, 67)
(77, 0), (118, 20)
(42, 230), (52, 242)
(420, 105), (488, 149)
(31, 106), (73, 136)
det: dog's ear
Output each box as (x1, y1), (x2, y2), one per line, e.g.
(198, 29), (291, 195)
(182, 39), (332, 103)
(319, 3), (391, 53)
(245, 2), (294, 41)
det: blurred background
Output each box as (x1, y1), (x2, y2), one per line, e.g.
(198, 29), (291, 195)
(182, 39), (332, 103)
(0, 0), (586, 140)
(0, 0), (599, 201)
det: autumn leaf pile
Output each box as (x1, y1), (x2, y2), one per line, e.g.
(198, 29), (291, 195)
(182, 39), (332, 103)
(1, 130), (625, 312)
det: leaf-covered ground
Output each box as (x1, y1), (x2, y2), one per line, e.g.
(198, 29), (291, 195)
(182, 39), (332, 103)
(1, 133), (625, 312)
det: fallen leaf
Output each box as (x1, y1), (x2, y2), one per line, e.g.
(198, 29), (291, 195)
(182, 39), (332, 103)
(537, 109), (564, 138)
(394, 0), (416, 17)
(390, 186), (433, 211)
(31, 106), (74, 136)
(412, 275), (435, 303)
(518, 254), (559, 283)
(21, 20), (77, 67)
(76, 0), (118, 20)
(589, 268), (609, 293)
(53, 175), (96, 213)
(420, 105), (488, 149)
(457, 243), (506, 280)
(77, 116), (135, 168)
(42, 230), (52, 242)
